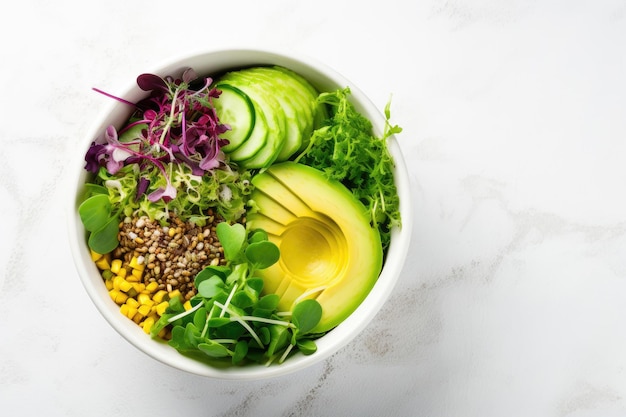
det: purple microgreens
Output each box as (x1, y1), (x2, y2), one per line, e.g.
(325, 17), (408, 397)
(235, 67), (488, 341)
(104, 126), (134, 173)
(136, 73), (168, 92)
(85, 68), (231, 203)
(181, 67), (197, 84)
(147, 179), (176, 202)
(85, 125), (142, 175)
(92, 87), (138, 108)
(136, 177), (150, 200)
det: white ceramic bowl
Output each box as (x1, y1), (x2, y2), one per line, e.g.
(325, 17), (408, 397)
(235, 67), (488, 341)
(67, 48), (412, 379)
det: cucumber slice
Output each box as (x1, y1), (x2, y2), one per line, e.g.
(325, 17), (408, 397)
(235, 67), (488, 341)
(229, 101), (268, 161)
(218, 72), (287, 169)
(213, 83), (255, 152)
(269, 66), (325, 150)
(243, 67), (314, 161)
(237, 104), (284, 169)
(215, 66), (323, 168)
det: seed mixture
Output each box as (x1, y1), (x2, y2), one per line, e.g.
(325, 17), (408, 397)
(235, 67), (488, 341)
(112, 210), (227, 300)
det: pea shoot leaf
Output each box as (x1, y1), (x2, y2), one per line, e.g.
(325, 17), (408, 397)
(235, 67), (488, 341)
(87, 216), (119, 254)
(292, 299), (322, 335)
(195, 266), (230, 286)
(296, 339), (318, 355)
(197, 276), (225, 299)
(216, 222), (246, 261)
(245, 241), (280, 270)
(198, 341), (231, 358)
(268, 325), (290, 356)
(232, 341), (248, 364)
(79, 194), (111, 232)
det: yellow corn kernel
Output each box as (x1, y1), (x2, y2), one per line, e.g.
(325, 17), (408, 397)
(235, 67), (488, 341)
(125, 298), (139, 309)
(95, 257), (111, 271)
(155, 301), (169, 316)
(119, 303), (129, 316)
(168, 227), (176, 237)
(137, 304), (152, 317)
(132, 312), (143, 323)
(120, 280), (133, 293)
(110, 259), (123, 274)
(142, 317), (155, 334)
(112, 276), (123, 290)
(134, 237), (144, 244)
(90, 249), (103, 262)
(128, 256), (145, 271)
(126, 271), (141, 282)
(104, 279), (114, 290)
(168, 289), (182, 301)
(126, 306), (138, 319)
(183, 300), (192, 311)
(116, 267), (127, 278)
(132, 282), (146, 293)
(144, 281), (159, 293)
(137, 293), (151, 305)
(152, 290), (168, 304)
(109, 289), (128, 304)
(112, 276), (132, 293)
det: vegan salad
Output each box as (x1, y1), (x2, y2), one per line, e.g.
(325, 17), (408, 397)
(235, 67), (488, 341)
(79, 65), (402, 367)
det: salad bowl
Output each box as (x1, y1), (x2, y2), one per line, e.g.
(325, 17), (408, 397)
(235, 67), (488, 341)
(67, 47), (412, 379)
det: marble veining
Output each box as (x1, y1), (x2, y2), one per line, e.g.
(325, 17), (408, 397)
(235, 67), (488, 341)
(2, 0), (626, 416)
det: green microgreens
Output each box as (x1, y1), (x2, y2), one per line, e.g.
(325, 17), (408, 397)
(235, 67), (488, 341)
(150, 222), (324, 365)
(78, 185), (119, 254)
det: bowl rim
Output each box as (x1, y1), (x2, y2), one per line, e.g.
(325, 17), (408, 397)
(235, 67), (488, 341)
(66, 46), (413, 380)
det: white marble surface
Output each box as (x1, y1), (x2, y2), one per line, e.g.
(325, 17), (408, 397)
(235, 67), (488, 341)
(2, 0), (626, 415)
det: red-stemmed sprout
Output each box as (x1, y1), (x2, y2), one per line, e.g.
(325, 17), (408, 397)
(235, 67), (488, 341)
(85, 68), (230, 202)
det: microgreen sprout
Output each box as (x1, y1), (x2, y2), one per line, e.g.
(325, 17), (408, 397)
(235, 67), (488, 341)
(150, 222), (324, 365)
(86, 68), (230, 202)
(78, 186), (119, 254)
(166, 300), (204, 324)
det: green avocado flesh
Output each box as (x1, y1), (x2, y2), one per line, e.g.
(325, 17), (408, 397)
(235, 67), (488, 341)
(246, 162), (383, 333)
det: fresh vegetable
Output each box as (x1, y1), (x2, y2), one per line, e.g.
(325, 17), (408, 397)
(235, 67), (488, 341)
(78, 186), (119, 254)
(295, 87), (402, 251)
(212, 84), (256, 153)
(213, 66), (324, 169)
(246, 162), (383, 333)
(79, 64), (402, 367)
(92, 250), (174, 337)
(88, 68), (229, 201)
(150, 222), (323, 365)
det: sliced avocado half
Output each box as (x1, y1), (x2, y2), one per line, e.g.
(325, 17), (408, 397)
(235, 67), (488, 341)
(246, 162), (383, 333)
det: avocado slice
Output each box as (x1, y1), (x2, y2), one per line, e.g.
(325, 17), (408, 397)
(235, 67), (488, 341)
(247, 162), (383, 333)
